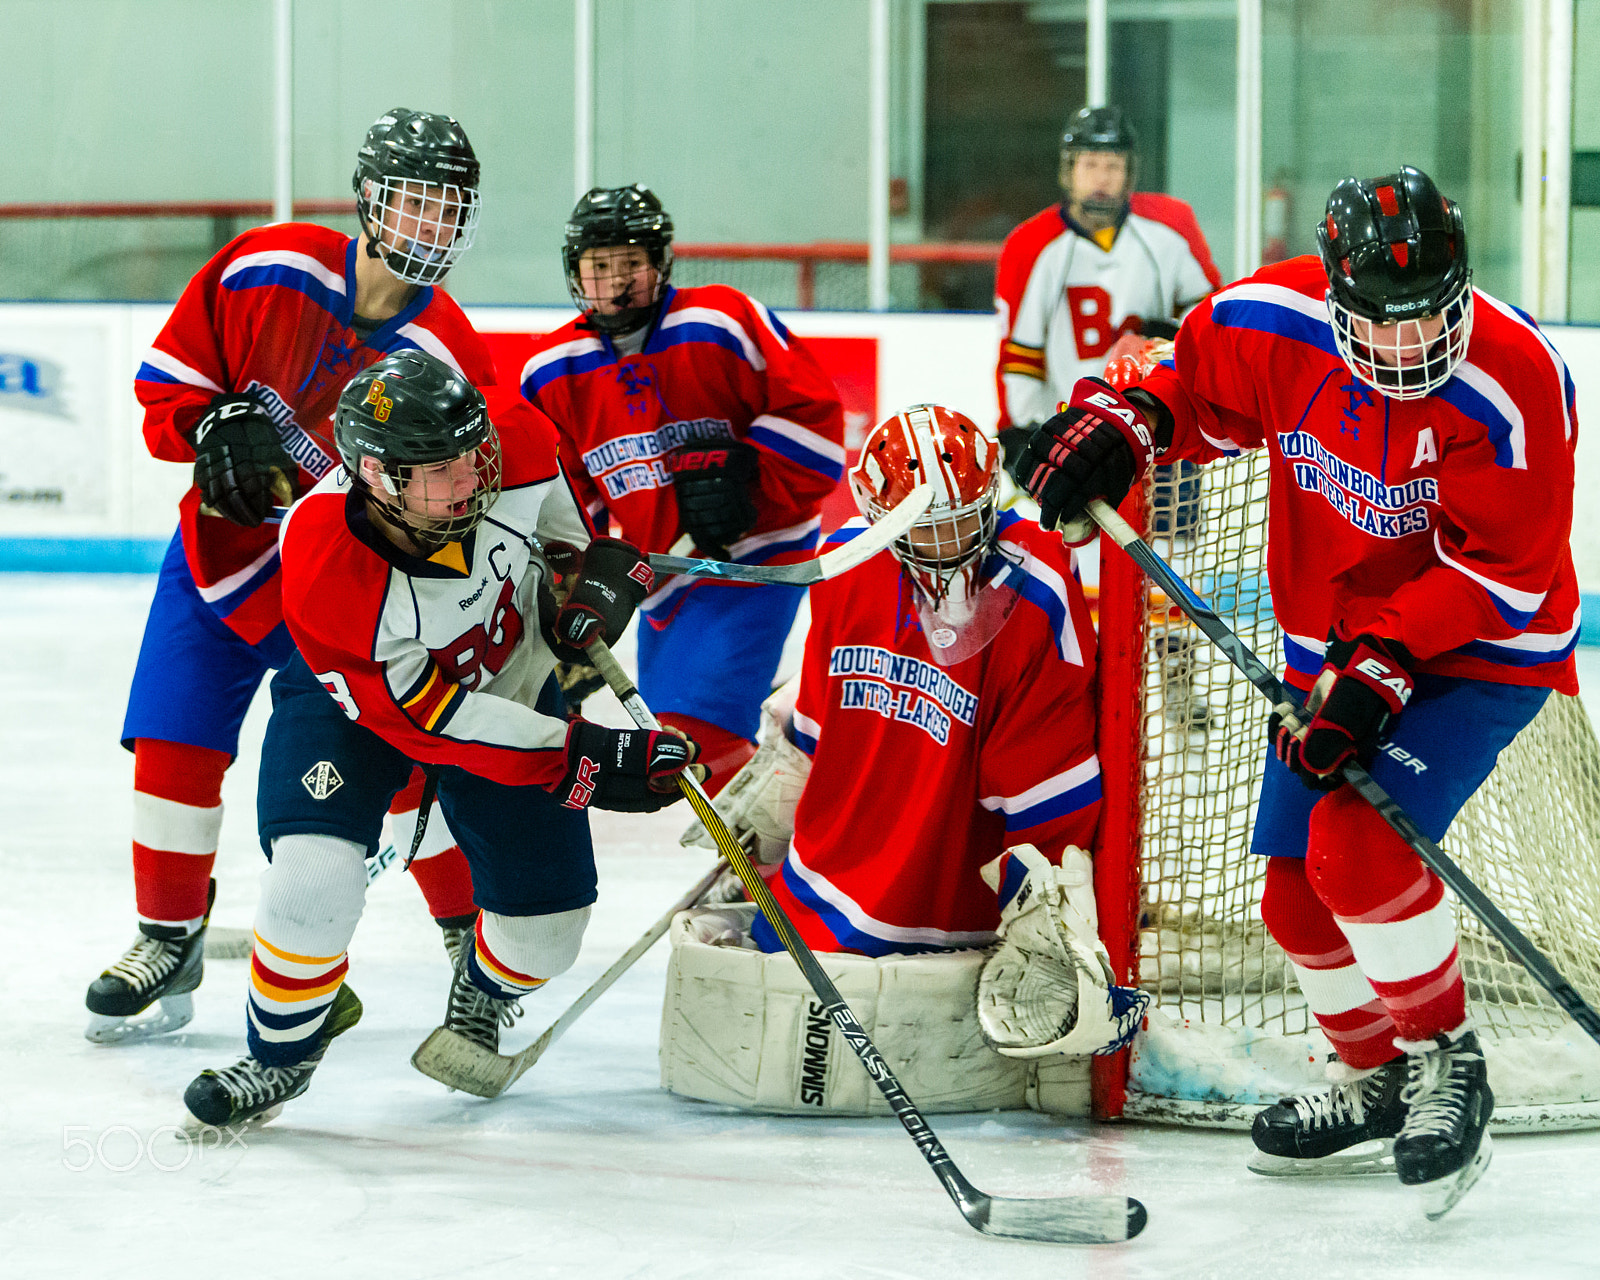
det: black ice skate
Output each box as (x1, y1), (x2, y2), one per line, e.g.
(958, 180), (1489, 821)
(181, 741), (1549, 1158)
(1248, 1053), (1409, 1176)
(1393, 1025), (1494, 1220)
(438, 913), (478, 973)
(85, 880), (216, 1044)
(182, 983), (363, 1130)
(441, 951), (524, 1055)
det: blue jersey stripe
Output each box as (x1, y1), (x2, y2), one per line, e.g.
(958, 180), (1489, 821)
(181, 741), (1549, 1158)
(1003, 774), (1103, 832)
(759, 862), (943, 958)
(747, 424), (844, 481)
(521, 347), (613, 397)
(1456, 632), (1580, 669)
(134, 363), (182, 386)
(1211, 298), (1339, 356)
(1433, 378), (1520, 469)
(206, 551), (282, 621)
(220, 264), (346, 319)
(651, 321), (756, 368)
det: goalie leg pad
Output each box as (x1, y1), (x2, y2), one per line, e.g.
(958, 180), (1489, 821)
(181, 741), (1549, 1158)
(660, 905), (1031, 1115)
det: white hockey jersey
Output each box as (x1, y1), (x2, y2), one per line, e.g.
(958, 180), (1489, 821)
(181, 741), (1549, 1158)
(994, 193), (1222, 429)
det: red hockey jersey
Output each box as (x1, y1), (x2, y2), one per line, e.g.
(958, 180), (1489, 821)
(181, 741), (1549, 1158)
(995, 193), (1222, 430)
(517, 284), (846, 623)
(136, 222), (496, 644)
(1140, 255), (1580, 694)
(276, 401), (594, 790)
(767, 514), (1102, 956)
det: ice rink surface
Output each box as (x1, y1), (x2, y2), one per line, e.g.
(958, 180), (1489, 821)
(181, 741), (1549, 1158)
(4, 574), (1599, 1280)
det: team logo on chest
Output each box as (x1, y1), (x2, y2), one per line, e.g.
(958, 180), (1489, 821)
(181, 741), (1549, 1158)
(302, 761), (344, 800)
(827, 645), (978, 746)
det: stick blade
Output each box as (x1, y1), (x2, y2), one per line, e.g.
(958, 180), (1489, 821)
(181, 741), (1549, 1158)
(410, 1026), (516, 1099)
(968, 1193), (1146, 1244)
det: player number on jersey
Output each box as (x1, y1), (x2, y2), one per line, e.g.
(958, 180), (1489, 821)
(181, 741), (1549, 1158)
(316, 669), (361, 721)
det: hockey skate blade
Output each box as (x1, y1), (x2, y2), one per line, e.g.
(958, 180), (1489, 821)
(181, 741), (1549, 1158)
(967, 1193), (1146, 1244)
(84, 994), (195, 1045)
(1418, 1132), (1492, 1221)
(179, 1102), (284, 1138)
(1247, 1138), (1395, 1178)
(410, 1026), (515, 1099)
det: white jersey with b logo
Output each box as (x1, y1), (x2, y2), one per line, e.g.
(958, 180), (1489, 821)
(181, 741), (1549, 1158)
(994, 192), (1222, 430)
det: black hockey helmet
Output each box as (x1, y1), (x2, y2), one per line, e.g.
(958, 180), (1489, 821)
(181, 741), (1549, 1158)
(352, 108), (482, 286)
(1318, 166), (1473, 399)
(562, 185), (675, 333)
(1059, 106), (1138, 214)
(335, 351), (500, 549)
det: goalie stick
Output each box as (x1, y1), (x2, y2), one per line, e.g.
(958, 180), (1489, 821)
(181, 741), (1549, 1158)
(247, 485), (933, 586)
(410, 862), (725, 1098)
(587, 639), (1147, 1247)
(1087, 496), (1600, 1048)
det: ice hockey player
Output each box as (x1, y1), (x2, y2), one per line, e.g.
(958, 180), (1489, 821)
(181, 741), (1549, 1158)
(668, 405), (1147, 1116)
(86, 108), (495, 1045)
(994, 104), (1221, 450)
(519, 185), (846, 791)
(1012, 165), (1578, 1217)
(182, 351), (700, 1128)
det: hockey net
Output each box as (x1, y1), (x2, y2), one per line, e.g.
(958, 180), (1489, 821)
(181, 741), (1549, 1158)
(1090, 452), (1600, 1131)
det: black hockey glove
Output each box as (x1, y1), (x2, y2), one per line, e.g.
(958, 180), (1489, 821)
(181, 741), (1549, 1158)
(667, 440), (760, 559)
(1269, 633), (1415, 792)
(1011, 378), (1157, 544)
(550, 537), (656, 660)
(556, 721), (699, 813)
(997, 425), (1033, 478)
(190, 392), (297, 528)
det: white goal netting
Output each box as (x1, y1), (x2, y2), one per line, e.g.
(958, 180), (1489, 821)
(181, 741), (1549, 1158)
(1114, 452), (1600, 1131)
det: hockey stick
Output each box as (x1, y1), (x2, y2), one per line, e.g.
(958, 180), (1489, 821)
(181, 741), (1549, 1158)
(1087, 496), (1600, 1046)
(646, 484), (935, 585)
(587, 639), (1146, 1246)
(410, 862), (725, 1097)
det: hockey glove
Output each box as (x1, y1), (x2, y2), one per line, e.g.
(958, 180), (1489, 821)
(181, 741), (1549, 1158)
(557, 721), (699, 813)
(550, 537), (655, 659)
(1011, 377), (1157, 544)
(667, 440), (760, 559)
(191, 393), (298, 528)
(1270, 633), (1415, 791)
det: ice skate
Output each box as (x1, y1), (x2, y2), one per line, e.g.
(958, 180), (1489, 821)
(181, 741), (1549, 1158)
(441, 952), (523, 1055)
(1248, 1054), (1408, 1176)
(1393, 1025), (1494, 1220)
(182, 983), (363, 1130)
(85, 880), (215, 1044)
(439, 914), (477, 973)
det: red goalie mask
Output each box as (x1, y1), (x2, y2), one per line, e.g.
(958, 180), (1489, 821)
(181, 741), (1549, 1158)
(850, 405), (1014, 663)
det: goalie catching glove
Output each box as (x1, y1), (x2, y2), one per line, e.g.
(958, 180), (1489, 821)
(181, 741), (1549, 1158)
(977, 845), (1148, 1058)
(680, 679), (810, 864)
(1270, 632), (1415, 791)
(667, 440), (760, 559)
(557, 721), (701, 814)
(1010, 377), (1158, 545)
(191, 392), (298, 528)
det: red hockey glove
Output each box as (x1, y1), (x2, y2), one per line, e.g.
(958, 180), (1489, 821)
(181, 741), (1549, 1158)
(667, 439), (760, 559)
(1269, 633), (1415, 791)
(1010, 378), (1157, 543)
(550, 537), (655, 659)
(191, 392), (298, 528)
(557, 721), (699, 813)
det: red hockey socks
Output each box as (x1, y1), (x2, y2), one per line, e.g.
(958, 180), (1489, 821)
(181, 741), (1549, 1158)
(1306, 788), (1466, 1043)
(659, 712), (755, 798)
(1260, 855), (1399, 1068)
(388, 768), (477, 922)
(131, 738), (229, 936)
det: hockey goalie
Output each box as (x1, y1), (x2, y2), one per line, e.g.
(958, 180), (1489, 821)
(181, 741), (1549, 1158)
(669, 404), (1148, 1115)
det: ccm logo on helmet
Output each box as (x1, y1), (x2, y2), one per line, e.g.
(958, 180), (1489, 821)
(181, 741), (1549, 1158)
(1356, 656), (1413, 704)
(563, 755), (600, 809)
(1087, 390), (1152, 449)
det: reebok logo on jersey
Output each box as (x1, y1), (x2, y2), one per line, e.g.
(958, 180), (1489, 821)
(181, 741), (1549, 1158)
(302, 761), (344, 800)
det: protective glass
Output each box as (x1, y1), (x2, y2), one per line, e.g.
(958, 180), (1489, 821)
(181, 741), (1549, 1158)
(362, 175), (481, 286)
